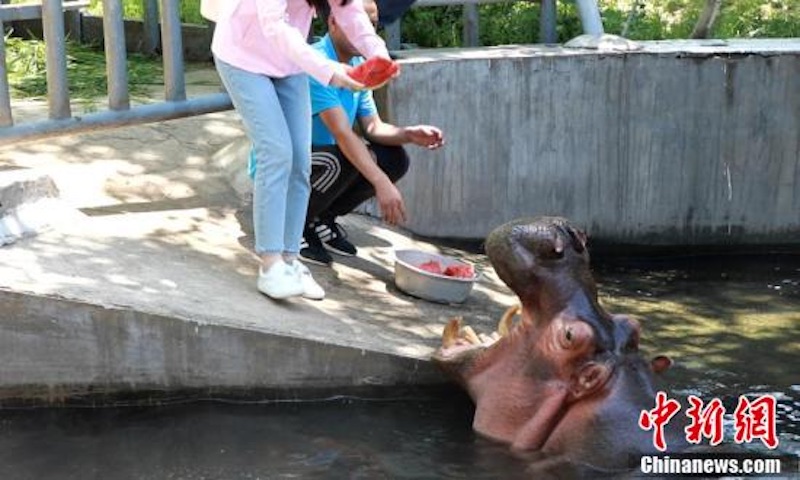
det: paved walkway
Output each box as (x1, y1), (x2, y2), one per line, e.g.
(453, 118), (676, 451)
(0, 77), (515, 404)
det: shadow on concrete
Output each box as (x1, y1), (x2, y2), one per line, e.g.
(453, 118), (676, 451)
(0, 111), (517, 403)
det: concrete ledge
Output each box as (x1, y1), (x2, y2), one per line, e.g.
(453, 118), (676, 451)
(0, 289), (443, 406)
(0, 109), (515, 406)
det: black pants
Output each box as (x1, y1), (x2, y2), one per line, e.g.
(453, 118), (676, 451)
(306, 143), (410, 224)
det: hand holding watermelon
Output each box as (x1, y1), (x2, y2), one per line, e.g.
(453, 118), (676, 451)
(348, 56), (400, 90)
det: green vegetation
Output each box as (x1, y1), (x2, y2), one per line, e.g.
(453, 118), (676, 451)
(78, 0), (800, 44)
(4, 34), (163, 103)
(84, 0), (205, 25)
(406, 0), (800, 47)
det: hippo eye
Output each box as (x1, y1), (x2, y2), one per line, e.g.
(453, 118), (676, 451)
(556, 319), (588, 350)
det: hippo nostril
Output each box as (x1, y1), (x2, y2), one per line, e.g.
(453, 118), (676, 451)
(565, 328), (573, 342)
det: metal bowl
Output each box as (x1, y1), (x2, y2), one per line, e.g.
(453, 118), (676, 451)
(394, 249), (479, 304)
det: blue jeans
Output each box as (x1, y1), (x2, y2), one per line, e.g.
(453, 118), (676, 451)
(215, 59), (312, 255)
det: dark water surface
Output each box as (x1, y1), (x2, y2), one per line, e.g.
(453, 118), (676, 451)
(0, 394), (533, 480)
(1, 254), (799, 479)
(595, 253), (800, 466)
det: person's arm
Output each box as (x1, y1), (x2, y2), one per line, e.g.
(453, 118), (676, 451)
(319, 107), (407, 225)
(254, 0), (363, 89)
(329, 0), (390, 60)
(359, 114), (446, 149)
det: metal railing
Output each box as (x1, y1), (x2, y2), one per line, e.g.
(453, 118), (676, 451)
(384, 0), (604, 49)
(0, 0), (232, 146)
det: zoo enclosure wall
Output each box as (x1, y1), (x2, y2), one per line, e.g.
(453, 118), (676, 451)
(381, 40), (800, 246)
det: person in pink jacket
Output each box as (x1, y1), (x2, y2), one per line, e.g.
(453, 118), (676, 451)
(211, 0), (391, 301)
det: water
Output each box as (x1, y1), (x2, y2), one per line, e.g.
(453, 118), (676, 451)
(0, 394), (532, 480)
(594, 253), (800, 459)
(0, 254), (798, 479)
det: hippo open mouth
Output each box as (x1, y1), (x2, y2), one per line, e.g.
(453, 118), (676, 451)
(432, 217), (676, 469)
(432, 305), (518, 373)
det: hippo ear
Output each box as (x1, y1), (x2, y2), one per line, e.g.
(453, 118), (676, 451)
(651, 355), (672, 374)
(572, 362), (612, 400)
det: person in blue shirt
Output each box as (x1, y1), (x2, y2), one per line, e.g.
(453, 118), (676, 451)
(247, 0), (444, 265)
(300, 0), (445, 265)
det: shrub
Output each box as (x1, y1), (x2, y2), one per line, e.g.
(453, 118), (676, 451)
(5, 33), (163, 101)
(42, 0), (800, 45)
(397, 0), (800, 46)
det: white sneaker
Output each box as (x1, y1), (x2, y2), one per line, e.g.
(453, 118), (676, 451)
(257, 261), (304, 300)
(292, 261), (326, 300)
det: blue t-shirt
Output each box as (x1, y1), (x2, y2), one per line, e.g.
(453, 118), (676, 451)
(249, 34), (377, 178)
(310, 34), (378, 146)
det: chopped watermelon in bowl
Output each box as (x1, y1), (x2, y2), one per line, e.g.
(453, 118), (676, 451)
(394, 249), (479, 304)
(418, 260), (443, 275)
(418, 260), (475, 279)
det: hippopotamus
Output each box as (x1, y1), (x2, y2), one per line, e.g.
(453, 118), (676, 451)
(433, 216), (681, 472)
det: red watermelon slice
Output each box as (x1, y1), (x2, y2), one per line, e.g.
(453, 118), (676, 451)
(418, 260), (444, 275)
(349, 57), (400, 89)
(443, 264), (475, 279)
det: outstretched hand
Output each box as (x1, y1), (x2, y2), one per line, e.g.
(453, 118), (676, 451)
(330, 69), (366, 91)
(404, 125), (445, 150)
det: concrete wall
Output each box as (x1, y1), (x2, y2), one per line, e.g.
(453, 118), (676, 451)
(384, 39), (800, 245)
(0, 290), (442, 405)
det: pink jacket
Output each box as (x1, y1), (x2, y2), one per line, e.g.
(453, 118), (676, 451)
(211, 0), (389, 85)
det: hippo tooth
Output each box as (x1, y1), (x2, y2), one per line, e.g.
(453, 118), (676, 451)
(461, 325), (481, 345)
(442, 317), (463, 348)
(478, 333), (494, 344)
(497, 304), (521, 337)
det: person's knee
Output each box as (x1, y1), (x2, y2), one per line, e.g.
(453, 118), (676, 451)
(397, 148), (410, 177)
(381, 145), (410, 183)
(252, 142), (293, 176)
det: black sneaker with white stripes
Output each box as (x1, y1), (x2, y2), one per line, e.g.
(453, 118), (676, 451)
(300, 225), (333, 266)
(318, 219), (357, 257)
